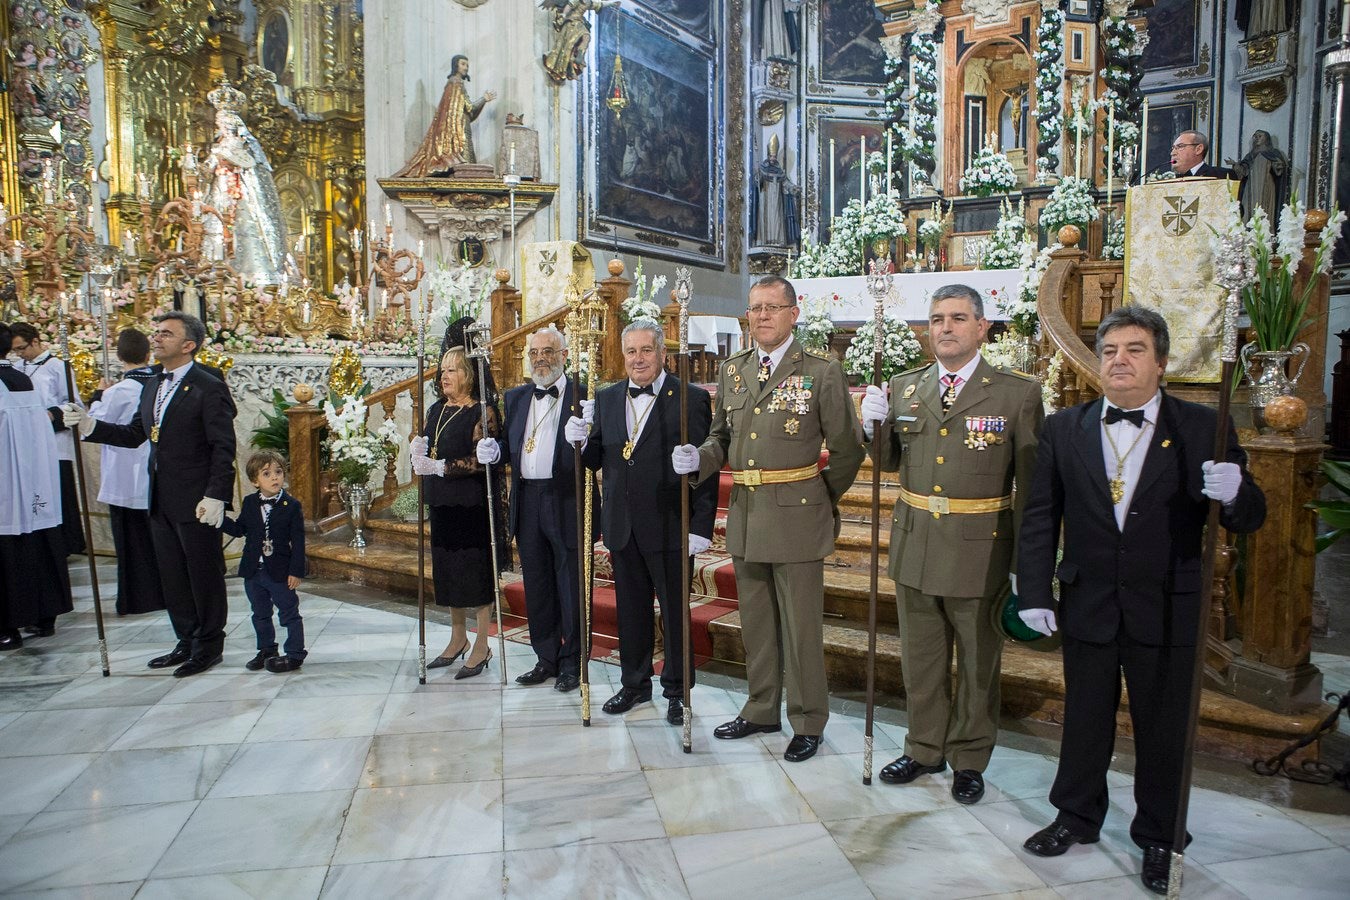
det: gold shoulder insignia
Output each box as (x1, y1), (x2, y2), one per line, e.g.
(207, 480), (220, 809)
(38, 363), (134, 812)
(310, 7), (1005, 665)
(994, 366), (1038, 381)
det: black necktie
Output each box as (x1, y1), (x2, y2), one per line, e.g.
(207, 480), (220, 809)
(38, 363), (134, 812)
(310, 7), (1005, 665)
(628, 384), (654, 398)
(534, 385), (559, 399)
(1104, 406), (1146, 427)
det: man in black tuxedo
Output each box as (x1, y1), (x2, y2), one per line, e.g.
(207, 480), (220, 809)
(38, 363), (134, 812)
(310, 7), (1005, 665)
(567, 319), (717, 725)
(476, 325), (594, 692)
(1169, 130), (1236, 179)
(1015, 306), (1265, 895)
(66, 311), (237, 678)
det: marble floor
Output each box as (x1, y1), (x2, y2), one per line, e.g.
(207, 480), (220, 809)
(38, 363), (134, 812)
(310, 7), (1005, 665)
(1, 563), (1349, 899)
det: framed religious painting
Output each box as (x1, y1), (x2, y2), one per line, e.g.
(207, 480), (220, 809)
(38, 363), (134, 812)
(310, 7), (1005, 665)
(1139, 87), (1211, 177)
(803, 103), (885, 241)
(802, 0), (888, 100)
(1140, 0), (1216, 87)
(257, 7), (292, 81)
(633, 0), (714, 40)
(582, 5), (723, 266)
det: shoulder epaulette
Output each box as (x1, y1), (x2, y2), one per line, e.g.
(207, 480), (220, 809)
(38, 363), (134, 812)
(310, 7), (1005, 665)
(994, 366), (1038, 381)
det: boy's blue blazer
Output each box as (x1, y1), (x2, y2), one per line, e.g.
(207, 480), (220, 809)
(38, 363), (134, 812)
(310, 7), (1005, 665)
(222, 491), (307, 581)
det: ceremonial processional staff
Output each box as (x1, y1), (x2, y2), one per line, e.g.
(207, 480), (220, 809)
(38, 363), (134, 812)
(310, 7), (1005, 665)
(415, 290), (429, 684)
(675, 267), (694, 753)
(467, 321), (510, 684)
(861, 264), (889, 783)
(569, 281), (603, 726)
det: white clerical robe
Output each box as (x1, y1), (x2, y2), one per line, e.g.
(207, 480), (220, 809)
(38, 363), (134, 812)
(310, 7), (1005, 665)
(89, 375), (152, 510)
(21, 353), (82, 462)
(0, 370), (61, 536)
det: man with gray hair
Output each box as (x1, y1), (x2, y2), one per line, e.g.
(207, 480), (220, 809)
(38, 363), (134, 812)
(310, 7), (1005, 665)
(477, 324), (593, 691)
(566, 319), (717, 724)
(1169, 129), (1234, 179)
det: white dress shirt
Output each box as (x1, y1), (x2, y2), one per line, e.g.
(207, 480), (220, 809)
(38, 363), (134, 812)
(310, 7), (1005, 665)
(625, 370), (666, 446)
(520, 375), (567, 480)
(937, 354), (983, 405)
(1100, 391), (1161, 531)
(153, 360), (195, 428)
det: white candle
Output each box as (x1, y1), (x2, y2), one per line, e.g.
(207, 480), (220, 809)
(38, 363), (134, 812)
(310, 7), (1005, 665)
(351, 229), (362, 252)
(191, 190), (203, 218)
(384, 203), (392, 228)
(175, 234), (183, 253)
(381, 289), (389, 311)
(860, 135), (868, 206)
(886, 131), (893, 194)
(509, 142), (517, 172)
(351, 298), (358, 328)
(302, 299), (312, 324)
(829, 139), (837, 223)
(59, 290), (68, 314)
(417, 239), (425, 259)
(1139, 99), (1149, 181)
(0, 202), (8, 225)
(1106, 103), (1115, 207)
(1074, 88), (1084, 180)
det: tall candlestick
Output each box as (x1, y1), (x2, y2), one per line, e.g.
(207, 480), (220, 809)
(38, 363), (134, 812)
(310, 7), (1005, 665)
(860, 135), (868, 206)
(1106, 103), (1115, 208)
(829, 138), (837, 223)
(1139, 98), (1150, 181)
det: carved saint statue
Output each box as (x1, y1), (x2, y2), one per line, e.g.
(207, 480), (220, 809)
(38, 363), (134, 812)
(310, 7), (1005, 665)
(201, 79), (288, 285)
(540, 0), (618, 85)
(750, 134), (799, 248)
(1226, 130), (1290, 227)
(760, 0), (795, 62)
(394, 55), (497, 177)
(1236, 0), (1291, 38)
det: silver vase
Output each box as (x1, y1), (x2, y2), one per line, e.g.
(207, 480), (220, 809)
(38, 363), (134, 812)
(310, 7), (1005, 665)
(1241, 342), (1310, 432)
(339, 482), (371, 549)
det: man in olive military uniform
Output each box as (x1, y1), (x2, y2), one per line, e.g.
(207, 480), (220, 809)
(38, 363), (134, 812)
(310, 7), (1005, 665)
(860, 283), (1043, 803)
(672, 275), (864, 763)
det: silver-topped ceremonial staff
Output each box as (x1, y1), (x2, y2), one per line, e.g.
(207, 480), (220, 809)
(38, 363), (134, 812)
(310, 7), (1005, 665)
(862, 263), (890, 783)
(568, 281), (599, 726)
(57, 293), (110, 676)
(675, 266), (694, 753)
(1166, 222), (1252, 898)
(467, 322), (509, 685)
(415, 286), (429, 684)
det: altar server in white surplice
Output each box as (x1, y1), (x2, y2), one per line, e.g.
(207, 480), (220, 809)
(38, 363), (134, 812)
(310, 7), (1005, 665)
(88, 328), (165, 616)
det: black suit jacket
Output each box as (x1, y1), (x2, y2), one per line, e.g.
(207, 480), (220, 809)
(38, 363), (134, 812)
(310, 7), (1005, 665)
(221, 491), (306, 581)
(580, 376), (717, 551)
(498, 378), (596, 547)
(87, 362), (237, 523)
(1190, 163), (1237, 180)
(1017, 392), (1265, 646)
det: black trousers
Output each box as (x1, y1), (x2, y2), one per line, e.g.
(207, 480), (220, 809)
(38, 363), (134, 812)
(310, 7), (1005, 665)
(514, 480), (580, 676)
(611, 537), (692, 698)
(58, 460), (85, 555)
(148, 509), (228, 660)
(108, 505), (165, 615)
(1050, 631), (1197, 851)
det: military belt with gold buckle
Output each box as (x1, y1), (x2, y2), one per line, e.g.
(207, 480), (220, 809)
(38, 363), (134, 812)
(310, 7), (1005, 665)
(730, 463), (818, 487)
(898, 484), (1012, 517)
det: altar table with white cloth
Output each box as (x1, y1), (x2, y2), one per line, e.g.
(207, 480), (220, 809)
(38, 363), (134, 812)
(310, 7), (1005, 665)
(792, 270), (1025, 322)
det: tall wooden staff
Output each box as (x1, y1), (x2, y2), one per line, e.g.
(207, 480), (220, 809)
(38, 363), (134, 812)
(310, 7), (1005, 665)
(675, 267), (694, 753)
(862, 264), (890, 783)
(467, 322), (509, 684)
(1166, 224), (1251, 897)
(415, 288), (428, 685)
(57, 297), (110, 676)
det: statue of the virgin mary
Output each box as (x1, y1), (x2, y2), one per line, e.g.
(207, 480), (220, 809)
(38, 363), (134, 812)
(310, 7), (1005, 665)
(201, 79), (288, 285)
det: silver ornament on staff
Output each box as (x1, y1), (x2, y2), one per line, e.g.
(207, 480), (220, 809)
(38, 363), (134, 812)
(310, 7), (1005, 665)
(87, 244), (120, 381)
(466, 321), (509, 685)
(675, 266), (694, 754)
(415, 287), (429, 684)
(862, 262), (890, 784)
(1166, 222), (1253, 898)
(56, 295), (111, 676)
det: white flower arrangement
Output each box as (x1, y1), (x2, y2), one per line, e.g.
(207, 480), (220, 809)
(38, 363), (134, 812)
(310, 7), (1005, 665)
(1039, 176), (1100, 234)
(844, 311), (925, 383)
(1034, 2), (1066, 181)
(960, 140), (1018, 197)
(996, 241), (1062, 338)
(1102, 215), (1126, 260)
(622, 259), (668, 324)
(795, 293), (838, 355)
(917, 200), (951, 252)
(791, 239), (831, 279)
(904, 28), (940, 189)
(979, 197), (1033, 270)
(424, 260), (492, 352)
(323, 396), (401, 487)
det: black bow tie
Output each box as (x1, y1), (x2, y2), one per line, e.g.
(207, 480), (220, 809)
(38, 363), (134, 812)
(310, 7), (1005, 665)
(260, 495), (281, 507)
(159, 371), (174, 383)
(628, 383), (654, 398)
(533, 385), (559, 399)
(1104, 406), (1146, 427)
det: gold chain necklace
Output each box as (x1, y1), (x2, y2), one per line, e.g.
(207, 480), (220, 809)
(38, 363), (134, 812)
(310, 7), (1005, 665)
(524, 395), (560, 454)
(623, 391), (657, 460)
(428, 401), (467, 459)
(1103, 419), (1150, 504)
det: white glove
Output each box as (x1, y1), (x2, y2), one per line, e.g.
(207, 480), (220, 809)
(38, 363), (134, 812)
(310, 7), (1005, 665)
(62, 403), (94, 436)
(1018, 608), (1058, 637)
(476, 438), (500, 465)
(860, 384), (890, 438)
(412, 455), (445, 477)
(1201, 460), (1242, 505)
(564, 415), (589, 444)
(688, 534), (712, 556)
(580, 399), (595, 424)
(1009, 574), (1018, 595)
(409, 435), (429, 459)
(196, 497), (225, 528)
(671, 443), (699, 475)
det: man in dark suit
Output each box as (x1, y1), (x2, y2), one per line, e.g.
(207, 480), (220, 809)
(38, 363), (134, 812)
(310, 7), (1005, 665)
(567, 318), (717, 725)
(65, 311), (237, 678)
(476, 324), (594, 692)
(1170, 130), (1236, 179)
(1015, 306), (1265, 895)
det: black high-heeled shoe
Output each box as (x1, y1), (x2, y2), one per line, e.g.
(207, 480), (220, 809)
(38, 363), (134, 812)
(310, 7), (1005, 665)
(428, 640), (470, 670)
(455, 648), (492, 680)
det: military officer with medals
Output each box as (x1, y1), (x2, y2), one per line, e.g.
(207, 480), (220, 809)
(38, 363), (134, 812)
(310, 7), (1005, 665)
(860, 283), (1043, 803)
(672, 275), (864, 762)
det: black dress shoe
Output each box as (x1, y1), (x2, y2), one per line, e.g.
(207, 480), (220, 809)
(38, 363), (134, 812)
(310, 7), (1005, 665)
(784, 734), (822, 762)
(602, 686), (652, 714)
(22, 624), (55, 638)
(554, 673), (580, 693)
(265, 655), (303, 673)
(515, 663), (554, 685)
(713, 716), (782, 740)
(245, 648), (279, 671)
(1141, 845), (1171, 895)
(1022, 822), (1099, 857)
(878, 755), (947, 784)
(173, 655), (223, 678)
(666, 698), (684, 726)
(148, 648), (191, 669)
(455, 650), (491, 680)
(951, 769), (985, 805)
(0, 631), (22, 651)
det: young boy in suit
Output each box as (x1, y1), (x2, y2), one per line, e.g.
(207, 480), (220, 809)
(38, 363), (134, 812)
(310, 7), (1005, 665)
(222, 450), (307, 672)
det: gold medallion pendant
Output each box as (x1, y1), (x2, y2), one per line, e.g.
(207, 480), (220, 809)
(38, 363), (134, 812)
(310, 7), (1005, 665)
(524, 437), (537, 454)
(622, 440), (634, 460)
(1109, 477), (1125, 504)
(262, 539), (274, 557)
(150, 425), (160, 443)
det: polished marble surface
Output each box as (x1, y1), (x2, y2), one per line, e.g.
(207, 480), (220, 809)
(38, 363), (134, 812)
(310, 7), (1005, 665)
(0, 562), (1346, 898)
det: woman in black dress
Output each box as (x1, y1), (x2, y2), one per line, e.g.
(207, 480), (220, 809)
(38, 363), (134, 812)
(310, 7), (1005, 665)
(410, 347), (502, 679)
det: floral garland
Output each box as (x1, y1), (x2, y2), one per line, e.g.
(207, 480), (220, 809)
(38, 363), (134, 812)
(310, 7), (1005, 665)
(1039, 176), (1100, 234)
(322, 396), (403, 487)
(621, 259), (667, 324)
(902, 5), (942, 191)
(1100, 10), (1146, 178)
(979, 197), (1032, 269)
(1034, 0), (1066, 182)
(883, 39), (910, 195)
(844, 310), (925, 383)
(960, 141), (1018, 197)
(997, 241), (1062, 337)
(794, 293), (838, 355)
